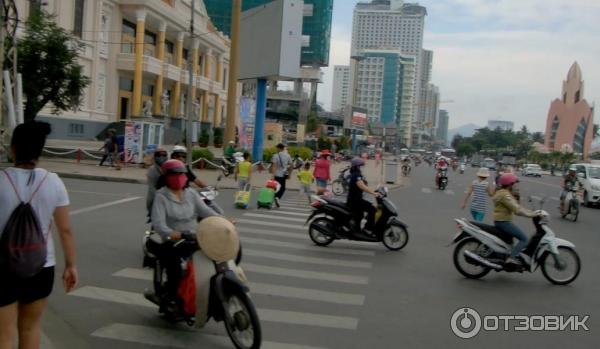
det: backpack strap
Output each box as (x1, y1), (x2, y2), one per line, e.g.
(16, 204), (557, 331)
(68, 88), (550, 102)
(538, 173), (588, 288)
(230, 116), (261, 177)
(2, 169), (23, 202)
(28, 171), (50, 203)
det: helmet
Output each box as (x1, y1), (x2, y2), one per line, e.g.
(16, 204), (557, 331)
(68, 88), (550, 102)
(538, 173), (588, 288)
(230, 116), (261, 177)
(499, 173), (519, 187)
(161, 159), (187, 175)
(351, 158), (365, 167)
(568, 166), (577, 174)
(171, 145), (187, 159)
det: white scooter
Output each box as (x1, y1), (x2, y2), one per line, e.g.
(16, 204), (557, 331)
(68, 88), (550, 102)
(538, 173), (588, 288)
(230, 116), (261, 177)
(222, 151), (245, 177)
(451, 197), (581, 285)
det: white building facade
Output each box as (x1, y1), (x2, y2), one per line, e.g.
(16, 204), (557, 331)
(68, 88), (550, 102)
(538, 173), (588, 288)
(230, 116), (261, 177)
(331, 65), (351, 113)
(349, 0), (426, 140)
(488, 120), (514, 131)
(12, 0), (230, 140)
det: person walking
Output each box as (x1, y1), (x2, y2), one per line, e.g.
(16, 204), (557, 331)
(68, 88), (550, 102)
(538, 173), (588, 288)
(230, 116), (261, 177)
(297, 162), (315, 204)
(313, 150), (331, 192)
(270, 143), (291, 208)
(0, 122), (78, 349)
(107, 129), (122, 170)
(461, 167), (495, 221)
(98, 132), (114, 167)
(234, 152), (252, 190)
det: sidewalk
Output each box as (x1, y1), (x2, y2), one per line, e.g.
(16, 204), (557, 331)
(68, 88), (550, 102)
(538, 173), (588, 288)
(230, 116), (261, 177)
(1, 157), (404, 191)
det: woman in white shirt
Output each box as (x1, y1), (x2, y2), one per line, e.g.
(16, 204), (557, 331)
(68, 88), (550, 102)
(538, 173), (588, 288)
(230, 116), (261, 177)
(0, 122), (78, 349)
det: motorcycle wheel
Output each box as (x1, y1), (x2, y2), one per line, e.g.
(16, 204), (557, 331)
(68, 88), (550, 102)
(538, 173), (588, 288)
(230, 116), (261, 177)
(308, 218), (336, 246)
(153, 261), (167, 298)
(382, 225), (409, 251)
(223, 292), (262, 349)
(453, 238), (491, 279)
(571, 202), (579, 222)
(332, 180), (345, 196)
(222, 168), (231, 177)
(439, 182), (446, 190)
(541, 246), (581, 285)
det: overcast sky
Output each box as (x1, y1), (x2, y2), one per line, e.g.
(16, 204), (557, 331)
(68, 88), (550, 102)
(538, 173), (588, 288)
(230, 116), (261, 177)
(316, 0), (600, 132)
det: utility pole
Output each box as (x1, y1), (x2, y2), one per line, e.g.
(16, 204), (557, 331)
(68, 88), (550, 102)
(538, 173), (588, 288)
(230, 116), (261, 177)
(185, 0), (195, 165)
(0, 0), (6, 125)
(224, 0), (241, 146)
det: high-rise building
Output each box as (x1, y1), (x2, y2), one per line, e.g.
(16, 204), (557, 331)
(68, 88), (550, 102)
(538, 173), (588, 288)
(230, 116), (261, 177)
(488, 120), (514, 131)
(350, 0), (427, 131)
(436, 109), (449, 145)
(544, 62), (595, 158)
(331, 65), (351, 113)
(418, 49), (433, 127)
(424, 83), (439, 132)
(204, 0), (333, 67)
(354, 50), (416, 145)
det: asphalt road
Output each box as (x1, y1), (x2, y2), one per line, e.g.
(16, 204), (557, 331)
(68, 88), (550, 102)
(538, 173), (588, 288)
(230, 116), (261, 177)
(41, 165), (599, 349)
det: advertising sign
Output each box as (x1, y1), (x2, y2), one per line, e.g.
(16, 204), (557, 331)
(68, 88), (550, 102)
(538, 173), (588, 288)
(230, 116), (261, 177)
(352, 110), (368, 129)
(238, 97), (256, 152)
(124, 121), (142, 164)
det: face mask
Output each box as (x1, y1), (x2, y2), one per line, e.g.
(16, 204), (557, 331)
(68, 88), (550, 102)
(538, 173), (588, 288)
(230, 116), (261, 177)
(155, 155), (168, 166)
(166, 174), (187, 190)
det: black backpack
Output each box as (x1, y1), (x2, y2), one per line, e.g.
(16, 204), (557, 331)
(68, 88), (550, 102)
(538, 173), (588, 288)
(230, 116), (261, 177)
(0, 170), (49, 278)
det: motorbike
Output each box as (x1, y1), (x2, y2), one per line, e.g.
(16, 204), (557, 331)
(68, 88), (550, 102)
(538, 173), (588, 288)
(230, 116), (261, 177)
(436, 168), (449, 190)
(221, 152), (245, 177)
(459, 164), (465, 174)
(331, 167), (351, 196)
(142, 232), (260, 349)
(197, 186), (225, 215)
(401, 163), (411, 176)
(292, 155), (305, 170)
(451, 197), (581, 285)
(305, 187), (409, 251)
(560, 183), (580, 222)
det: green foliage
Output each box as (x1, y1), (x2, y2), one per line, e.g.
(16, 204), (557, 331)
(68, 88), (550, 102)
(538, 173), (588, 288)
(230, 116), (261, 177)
(288, 146), (313, 160)
(192, 148), (214, 162)
(531, 132), (545, 143)
(453, 126), (533, 160)
(13, 11), (90, 121)
(337, 135), (350, 150)
(263, 147), (278, 162)
(212, 127), (223, 145)
(317, 136), (332, 151)
(456, 142), (476, 157)
(590, 152), (600, 160)
(306, 113), (322, 133)
(198, 129), (210, 146)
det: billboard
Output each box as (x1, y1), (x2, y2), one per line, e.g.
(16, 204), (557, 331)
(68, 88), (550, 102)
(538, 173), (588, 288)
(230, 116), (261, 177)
(344, 106), (368, 130)
(352, 110), (367, 129)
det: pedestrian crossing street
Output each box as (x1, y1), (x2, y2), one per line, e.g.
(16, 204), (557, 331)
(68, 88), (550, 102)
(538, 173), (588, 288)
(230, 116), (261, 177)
(67, 197), (379, 349)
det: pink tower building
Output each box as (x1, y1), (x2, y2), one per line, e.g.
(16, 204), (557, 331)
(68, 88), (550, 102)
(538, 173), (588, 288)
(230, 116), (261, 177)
(544, 62), (595, 158)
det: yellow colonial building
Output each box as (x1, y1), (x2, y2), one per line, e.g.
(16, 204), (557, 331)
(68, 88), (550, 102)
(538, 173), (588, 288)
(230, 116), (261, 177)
(15, 0), (230, 139)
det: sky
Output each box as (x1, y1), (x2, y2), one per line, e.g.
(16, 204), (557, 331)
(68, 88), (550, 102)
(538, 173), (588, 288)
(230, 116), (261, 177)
(316, 0), (600, 132)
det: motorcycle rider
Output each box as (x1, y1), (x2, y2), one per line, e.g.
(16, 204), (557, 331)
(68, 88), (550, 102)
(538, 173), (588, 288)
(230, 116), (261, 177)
(560, 167), (578, 212)
(435, 157), (449, 185)
(493, 173), (539, 265)
(146, 147), (168, 218)
(224, 141), (236, 162)
(151, 159), (219, 307)
(156, 146), (208, 190)
(346, 158), (380, 235)
(401, 156), (411, 174)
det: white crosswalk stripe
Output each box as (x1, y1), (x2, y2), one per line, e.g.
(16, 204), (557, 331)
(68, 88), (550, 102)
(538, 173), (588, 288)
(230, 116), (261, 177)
(445, 190), (455, 195)
(421, 188), (432, 194)
(243, 248), (373, 268)
(237, 218), (306, 230)
(243, 212), (307, 223)
(242, 262), (370, 284)
(70, 286), (359, 329)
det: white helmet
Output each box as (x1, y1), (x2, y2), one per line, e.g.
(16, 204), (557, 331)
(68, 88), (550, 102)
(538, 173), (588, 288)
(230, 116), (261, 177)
(171, 145), (187, 158)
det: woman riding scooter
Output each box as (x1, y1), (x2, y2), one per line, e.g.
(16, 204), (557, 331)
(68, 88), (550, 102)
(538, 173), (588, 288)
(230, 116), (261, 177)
(347, 158), (380, 235)
(493, 173), (539, 266)
(151, 159), (219, 309)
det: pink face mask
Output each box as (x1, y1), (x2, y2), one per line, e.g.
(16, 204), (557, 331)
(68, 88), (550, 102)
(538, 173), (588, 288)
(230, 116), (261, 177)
(166, 174), (187, 190)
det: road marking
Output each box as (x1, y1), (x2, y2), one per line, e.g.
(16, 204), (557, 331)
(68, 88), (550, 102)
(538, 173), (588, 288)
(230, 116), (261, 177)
(261, 210), (309, 217)
(70, 197), (142, 216)
(242, 236), (376, 256)
(243, 213), (307, 223)
(92, 323), (331, 349)
(551, 197), (560, 201)
(283, 199), (312, 205)
(72, 286), (358, 329)
(277, 206), (312, 213)
(68, 190), (132, 197)
(445, 190), (455, 195)
(113, 268), (364, 305)
(421, 188), (432, 194)
(239, 227), (306, 240)
(279, 203), (310, 209)
(237, 219), (306, 230)
(244, 248), (372, 269)
(243, 263), (369, 284)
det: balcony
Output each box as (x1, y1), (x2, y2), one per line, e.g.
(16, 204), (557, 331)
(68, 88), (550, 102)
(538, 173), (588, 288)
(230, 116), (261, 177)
(116, 53), (163, 76)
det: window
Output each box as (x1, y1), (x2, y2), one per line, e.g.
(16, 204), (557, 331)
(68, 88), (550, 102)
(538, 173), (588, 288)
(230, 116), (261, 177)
(165, 40), (174, 53)
(73, 0), (85, 38)
(574, 90), (581, 103)
(68, 123), (85, 136)
(549, 116), (560, 148)
(573, 118), (588, 154)
(144, 31), (156, 45)
(119, 78), (133, 92)
(142, 84), (154, 97)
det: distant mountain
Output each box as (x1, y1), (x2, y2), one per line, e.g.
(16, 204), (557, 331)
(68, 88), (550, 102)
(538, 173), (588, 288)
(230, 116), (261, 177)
(447, 123), (481, 143)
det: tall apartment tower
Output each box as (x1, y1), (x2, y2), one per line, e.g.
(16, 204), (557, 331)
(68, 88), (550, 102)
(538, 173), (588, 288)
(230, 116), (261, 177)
(331, 65), (351, 113)
(350, 0), (427, 133)
(418, 49), (433, 127)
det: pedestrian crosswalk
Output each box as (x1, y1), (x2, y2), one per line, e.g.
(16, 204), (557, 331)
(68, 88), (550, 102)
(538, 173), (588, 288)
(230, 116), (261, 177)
(67, 197), (376, 348)
(421, 187), (457, 196)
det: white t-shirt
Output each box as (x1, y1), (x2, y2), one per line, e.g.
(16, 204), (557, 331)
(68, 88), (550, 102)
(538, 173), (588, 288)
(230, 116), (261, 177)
(0, 168), (70, 267)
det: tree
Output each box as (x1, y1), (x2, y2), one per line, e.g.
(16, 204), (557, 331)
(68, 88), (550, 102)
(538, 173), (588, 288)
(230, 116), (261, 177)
(306, 113), (321, 133)
(456, 142), (475, 157)
(450, 134), (463, 149)
(531, 132), (545, 143)
(13, 11), (90, 122)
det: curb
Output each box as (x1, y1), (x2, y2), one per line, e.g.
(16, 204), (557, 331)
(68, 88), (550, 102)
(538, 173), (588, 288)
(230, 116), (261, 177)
(55, 172), (146, 184)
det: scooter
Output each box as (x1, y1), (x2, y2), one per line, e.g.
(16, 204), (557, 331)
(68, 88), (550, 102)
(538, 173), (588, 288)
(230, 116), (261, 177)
(451, 197), (581, 285)
(401, 163), (412, 176)
(143, 232), (260, 349)
(222, 152), (245, 177)
(436, 168), (449, 190)
(331, 167), (351, 196)
(560, 183), (580, 222)
(306, 187), (409, 251)
(459, 163), (465, 174)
